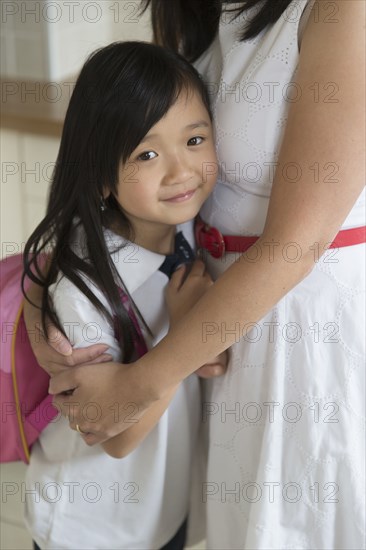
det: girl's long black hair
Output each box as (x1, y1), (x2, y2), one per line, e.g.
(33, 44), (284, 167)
(22, 41), (212, 363)
(142, 0), (296, 62)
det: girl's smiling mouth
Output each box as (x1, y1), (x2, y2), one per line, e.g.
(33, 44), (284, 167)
(162, 189), (197, 202)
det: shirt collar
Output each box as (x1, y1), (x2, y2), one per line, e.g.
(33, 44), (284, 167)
(104, 222), (195, 295)
(104, 229), (166, 295)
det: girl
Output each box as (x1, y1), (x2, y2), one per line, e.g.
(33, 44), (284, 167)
(32, 1), (364, 549)
(22, 41), (224, 549)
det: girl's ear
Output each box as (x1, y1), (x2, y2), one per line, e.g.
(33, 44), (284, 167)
(102, 189), (111, 200)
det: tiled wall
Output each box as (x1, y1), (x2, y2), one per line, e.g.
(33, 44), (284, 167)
(0, 4), (49, 80)
(1, 130), (61, 260)
(1, 0), (152, 80)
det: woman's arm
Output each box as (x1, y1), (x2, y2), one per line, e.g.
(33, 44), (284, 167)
(51, 0), (365, 442)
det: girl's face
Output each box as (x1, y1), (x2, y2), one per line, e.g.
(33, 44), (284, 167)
(112, 89), (217, 243)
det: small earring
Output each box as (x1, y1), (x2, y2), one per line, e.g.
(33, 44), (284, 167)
(100, 197), (107, 212)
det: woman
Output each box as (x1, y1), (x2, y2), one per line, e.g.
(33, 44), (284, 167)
(25, 1), (365, 548)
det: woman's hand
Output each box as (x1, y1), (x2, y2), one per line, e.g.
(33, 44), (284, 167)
(23, 282), (113, 377)
(49, 359), (154, 445)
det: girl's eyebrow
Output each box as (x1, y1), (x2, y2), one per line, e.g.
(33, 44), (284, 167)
(185, 120), (210, 130)
(139, 121), (210, 144)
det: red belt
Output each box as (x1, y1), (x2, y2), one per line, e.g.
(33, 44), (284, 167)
(195, 217), (366, 259)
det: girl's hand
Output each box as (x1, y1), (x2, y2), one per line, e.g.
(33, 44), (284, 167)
(166, 259), (213, 327)
(23, 283), (113, 377)
(167, 261), (229, 378)
(195, 350), (229, 379)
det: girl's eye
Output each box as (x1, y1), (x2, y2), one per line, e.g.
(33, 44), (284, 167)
(137, 151), (157, 161)
(187, 136), (204, 146)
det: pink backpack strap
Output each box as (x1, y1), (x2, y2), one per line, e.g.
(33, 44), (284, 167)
(117, 287), (148, 357)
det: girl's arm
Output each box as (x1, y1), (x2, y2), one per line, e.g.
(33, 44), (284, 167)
(50, 0), (365, 442)
(166, 262), (228, 379)
(23, 282), (113, 374)
(101, 385), (179, 458)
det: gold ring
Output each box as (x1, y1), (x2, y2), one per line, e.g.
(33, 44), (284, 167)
(75, 424), (85, 435)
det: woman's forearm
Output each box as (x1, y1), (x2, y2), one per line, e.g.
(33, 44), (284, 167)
(137, 242), (312, 399)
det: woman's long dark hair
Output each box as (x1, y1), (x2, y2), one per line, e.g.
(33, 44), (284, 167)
(22, 41), (212, 363)
(142, 0), (296, 62)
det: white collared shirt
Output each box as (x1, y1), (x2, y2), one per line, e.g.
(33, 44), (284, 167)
(24, 222), (202, 549)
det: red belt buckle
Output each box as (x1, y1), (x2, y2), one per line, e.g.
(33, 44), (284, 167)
(195, 218), (225, 259)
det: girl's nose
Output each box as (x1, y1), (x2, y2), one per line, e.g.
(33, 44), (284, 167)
(163, 154), (194, 186)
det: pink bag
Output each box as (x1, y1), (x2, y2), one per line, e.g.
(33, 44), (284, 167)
(0, 254), (148, 463)
(0, 253), (57, 463)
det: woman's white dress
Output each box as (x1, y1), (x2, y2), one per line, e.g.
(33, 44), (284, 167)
(195, 1), (365, 548)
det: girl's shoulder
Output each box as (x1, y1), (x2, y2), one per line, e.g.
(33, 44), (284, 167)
(49, 271), (109, 313)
